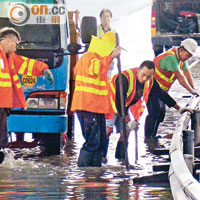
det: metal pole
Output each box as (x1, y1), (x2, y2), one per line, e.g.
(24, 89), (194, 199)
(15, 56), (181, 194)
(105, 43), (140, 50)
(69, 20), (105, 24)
(115, 33), (129, 170)
(183, 130), (194, 173)
(135, 128), (138, 164)
(191, 110), (200, 145)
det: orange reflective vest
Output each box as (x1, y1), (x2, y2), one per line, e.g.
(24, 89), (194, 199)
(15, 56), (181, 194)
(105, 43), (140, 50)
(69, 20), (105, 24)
(109, 68), (153, 121)
(71, 52), (113, 113)
(0, 46), (48, 108)
(153, 47), (184, 92)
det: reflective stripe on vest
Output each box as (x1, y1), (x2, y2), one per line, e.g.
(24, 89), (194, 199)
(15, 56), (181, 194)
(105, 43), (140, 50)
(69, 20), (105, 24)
(18, 56), (36, 76)
(18, 56), (28, 74)
(97, 25), (105, 38)
(109, 79), (117, 113)
(0, 72), (10, 79)
(88, 58), (101, 75)
(0, 72), (11, 87)
(13, 74), (21, 89)
(154, 47), (184, 91)
(0, 81), (11, 87)
(123, 69), (135, 106)
(27, 59), (35, 76)
(74, 75), (108, 95)
(75, 86), (108, 95)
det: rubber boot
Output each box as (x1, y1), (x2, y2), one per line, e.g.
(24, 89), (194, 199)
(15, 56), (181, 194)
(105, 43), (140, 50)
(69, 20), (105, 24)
(90, 151), (102, 167)
(115, 141), (128, 160)
(78, 148), (92, 167)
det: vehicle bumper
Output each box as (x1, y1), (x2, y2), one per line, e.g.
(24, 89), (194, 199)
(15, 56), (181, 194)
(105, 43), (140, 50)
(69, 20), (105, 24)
(8, 114), (68, 133)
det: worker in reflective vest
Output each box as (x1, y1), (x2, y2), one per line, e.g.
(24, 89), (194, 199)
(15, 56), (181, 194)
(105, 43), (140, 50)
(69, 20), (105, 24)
(97, 8), (117, 80)
(145, 38), (199, 139)
(105, 60), (192, 160)
(71, 32), (121, 167)
(97, 8), (116, 38)
(0, 27), (53, 160)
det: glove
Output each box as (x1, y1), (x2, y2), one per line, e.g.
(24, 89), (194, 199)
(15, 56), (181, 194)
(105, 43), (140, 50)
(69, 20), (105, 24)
(190, 89), (200, 96)
(43, 69), (54, 84)
(179, 107), (193, 114)
(126, 120), (139, 131)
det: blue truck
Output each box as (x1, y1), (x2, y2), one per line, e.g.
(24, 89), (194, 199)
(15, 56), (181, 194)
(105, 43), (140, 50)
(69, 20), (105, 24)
(0, 0), (97, 155)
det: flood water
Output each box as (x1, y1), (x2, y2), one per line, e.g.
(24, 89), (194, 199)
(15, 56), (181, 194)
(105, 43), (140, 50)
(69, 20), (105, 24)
(0, 112), (173, 200)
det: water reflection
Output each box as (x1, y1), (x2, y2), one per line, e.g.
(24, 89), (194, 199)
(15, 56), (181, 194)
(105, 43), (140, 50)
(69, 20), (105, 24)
(0, 135), (172, 200)
(0, 108), (175, 200)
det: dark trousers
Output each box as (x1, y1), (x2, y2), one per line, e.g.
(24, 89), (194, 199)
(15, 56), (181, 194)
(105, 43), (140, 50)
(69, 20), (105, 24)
(145, 91), (166, 138)
(0, 108), (8, 148)
(76, 110), (106, 167)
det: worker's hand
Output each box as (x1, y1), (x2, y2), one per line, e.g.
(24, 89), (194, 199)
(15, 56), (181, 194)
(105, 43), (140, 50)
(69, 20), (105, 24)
(43, 69), (54, 84)
(190, 89), (200, 96)
(126, 120), (139, 131)
(110, 46), (121, 58)
(179, 107), (194, 114)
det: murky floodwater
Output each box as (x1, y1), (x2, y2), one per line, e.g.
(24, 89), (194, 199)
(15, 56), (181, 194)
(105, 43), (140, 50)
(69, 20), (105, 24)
(2, 63), (200, 200)
(0, 120), (173, 200)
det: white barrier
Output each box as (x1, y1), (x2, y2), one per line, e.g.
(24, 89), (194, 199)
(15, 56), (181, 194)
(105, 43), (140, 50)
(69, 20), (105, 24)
(169, 96), (200, 200)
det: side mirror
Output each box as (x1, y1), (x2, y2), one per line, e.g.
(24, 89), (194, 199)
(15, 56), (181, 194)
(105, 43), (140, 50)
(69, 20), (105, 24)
(67, 43), (82, 54)
(81, 16), (97, 44)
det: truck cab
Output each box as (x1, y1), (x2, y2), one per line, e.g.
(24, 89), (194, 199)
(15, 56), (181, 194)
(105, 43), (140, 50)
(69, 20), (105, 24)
(151, 0), (200, 56)
(0, 0), (96, 155)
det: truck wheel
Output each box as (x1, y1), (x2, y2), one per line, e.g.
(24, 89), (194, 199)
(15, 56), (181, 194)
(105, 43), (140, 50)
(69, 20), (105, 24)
(34, 133), (62, 155)
(81, 16), (97, 44)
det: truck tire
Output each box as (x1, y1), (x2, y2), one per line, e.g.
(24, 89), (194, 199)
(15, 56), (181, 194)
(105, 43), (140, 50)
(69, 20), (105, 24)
(34, 133), (62, 155)
(81, 16), (97, 44)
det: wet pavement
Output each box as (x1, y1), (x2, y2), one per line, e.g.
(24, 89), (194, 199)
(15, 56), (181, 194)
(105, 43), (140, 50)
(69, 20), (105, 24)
(1, 63), (200, 199)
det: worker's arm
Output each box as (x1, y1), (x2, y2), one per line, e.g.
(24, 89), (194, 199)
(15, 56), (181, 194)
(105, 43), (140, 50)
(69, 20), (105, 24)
(12, 53), (49, 76)
(151, 79), (177, 108)
(173, 70), (195, 94)
(183, 69), (194, 89)
(152, 80), (193, 113)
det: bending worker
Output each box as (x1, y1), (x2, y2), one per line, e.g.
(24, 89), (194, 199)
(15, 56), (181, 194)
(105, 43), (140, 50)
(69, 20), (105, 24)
(0, 27), (54, 163)
(145, 38), (199, 139)
(106, 60), (192, 160)
(71, 32), (121, 167)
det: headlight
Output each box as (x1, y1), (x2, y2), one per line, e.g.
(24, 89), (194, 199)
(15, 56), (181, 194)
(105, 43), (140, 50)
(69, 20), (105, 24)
(27, 91), (67, 110)
(39, 98), (58, 109)
(27, 98), (39, 108)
